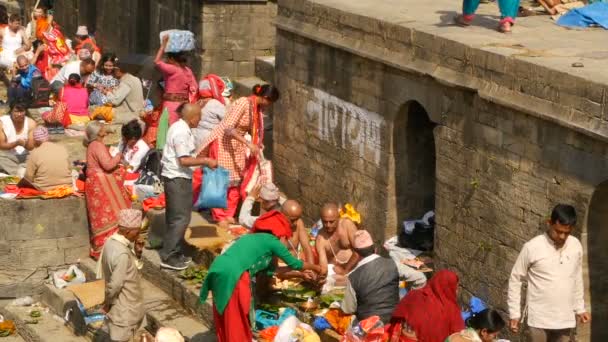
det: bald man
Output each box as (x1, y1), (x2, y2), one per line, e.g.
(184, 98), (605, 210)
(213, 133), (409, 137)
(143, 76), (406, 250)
(8, 55), (40, 107)
(316, 203), (359, 279)
(281, 200), (314, 264)
(160, 103), (218, 271)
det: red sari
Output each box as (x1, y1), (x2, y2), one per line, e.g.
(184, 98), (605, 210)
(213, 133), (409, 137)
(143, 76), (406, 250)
(387, 270), (464, 342)
(85, 141), (131, 259)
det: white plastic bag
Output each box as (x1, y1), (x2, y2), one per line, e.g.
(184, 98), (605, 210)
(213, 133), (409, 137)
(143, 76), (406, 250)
(53, 265), (86, 289)
(274, 316), (300, 342)
(159, 30), (195, 53)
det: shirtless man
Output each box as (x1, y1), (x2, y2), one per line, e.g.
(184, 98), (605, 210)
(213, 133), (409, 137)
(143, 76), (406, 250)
(316, 203), (359, 277)
(281, 200), (314, 264)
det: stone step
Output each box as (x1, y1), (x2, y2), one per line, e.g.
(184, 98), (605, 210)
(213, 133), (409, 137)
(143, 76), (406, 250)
(1, 334), (25, 342)
(0, 304), (88, 342)
(76, 258), (216, 341)
(232, 76), (264, 98)
(255, 56), (275, 83)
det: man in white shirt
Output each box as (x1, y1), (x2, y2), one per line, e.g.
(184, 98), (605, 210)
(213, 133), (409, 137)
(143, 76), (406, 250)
(508, 204), (591, 342)
(159, 103), (217, 270)
(49, 58), (96, 94)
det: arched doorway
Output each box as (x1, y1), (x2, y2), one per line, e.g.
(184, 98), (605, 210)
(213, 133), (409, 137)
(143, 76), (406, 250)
(391, 101), (437, 236)
(586, 181), (608, 341)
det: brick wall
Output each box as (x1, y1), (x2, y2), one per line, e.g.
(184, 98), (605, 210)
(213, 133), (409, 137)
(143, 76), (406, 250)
(274, 1), (608, 340)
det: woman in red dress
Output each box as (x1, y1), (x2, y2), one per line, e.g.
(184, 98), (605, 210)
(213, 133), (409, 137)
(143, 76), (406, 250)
(84, 121), (132, 259)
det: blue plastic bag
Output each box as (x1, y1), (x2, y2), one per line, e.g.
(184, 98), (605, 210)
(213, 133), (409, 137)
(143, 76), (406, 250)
(195, 166), (229, 209)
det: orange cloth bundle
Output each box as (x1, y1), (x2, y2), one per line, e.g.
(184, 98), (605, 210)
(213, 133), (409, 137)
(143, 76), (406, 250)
(258, 326), (279, 342)
(325, 309), (353, 335)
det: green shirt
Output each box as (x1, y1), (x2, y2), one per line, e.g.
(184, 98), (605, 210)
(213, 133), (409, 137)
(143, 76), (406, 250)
(199, 233), (304, 314)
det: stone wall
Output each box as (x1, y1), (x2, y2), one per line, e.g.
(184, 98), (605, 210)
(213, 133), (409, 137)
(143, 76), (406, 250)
(201, 1), (277, 77)
(273, 1), (608, 340)
(22, 0), (277, 77)
(0, 197), (89, 297)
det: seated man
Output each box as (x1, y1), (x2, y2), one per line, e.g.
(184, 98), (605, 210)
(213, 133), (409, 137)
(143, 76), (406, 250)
(316, 202), (359, 281)
(280, 200), (314, 264)
(24, 127), (72, 191)
(8, 56), (40, 107)
(0, 102), (36, 176)
(106, 63), (144, 124)
(238, 182), (285, 228)
(49, 58), (96, 95)
(342, 230), (427, 324)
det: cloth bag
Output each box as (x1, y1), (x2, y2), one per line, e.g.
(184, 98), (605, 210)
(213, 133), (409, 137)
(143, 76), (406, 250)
(155, 108), (170, 151)
(195, 166), (229, 209)
(159, 30), (195, 53)
(42, 89), (71, 127)
(243, 150), (273, 194)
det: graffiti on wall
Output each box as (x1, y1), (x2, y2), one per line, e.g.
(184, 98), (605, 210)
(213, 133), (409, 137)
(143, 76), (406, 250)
(306, 88), (385, 165)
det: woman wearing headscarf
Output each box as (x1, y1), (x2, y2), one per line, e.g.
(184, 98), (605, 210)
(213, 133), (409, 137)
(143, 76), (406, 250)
(84, 121), (132, 259)
(200, 210), (321, 342)
(196, 84), (280, 224)
(386, 270), (465, 342)
(154, 35), (198, 125)
(192, 74), (233, 147)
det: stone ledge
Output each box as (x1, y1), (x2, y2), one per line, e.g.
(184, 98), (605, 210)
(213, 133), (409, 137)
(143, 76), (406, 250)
(0, 304), (88, 342)
(276, 0), (608, 143)
(275, 15), (608, 145)
(255, 56), (276, 83)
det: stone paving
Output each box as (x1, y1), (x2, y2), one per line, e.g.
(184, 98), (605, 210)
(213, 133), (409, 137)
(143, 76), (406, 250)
(309, 0), (608, 85)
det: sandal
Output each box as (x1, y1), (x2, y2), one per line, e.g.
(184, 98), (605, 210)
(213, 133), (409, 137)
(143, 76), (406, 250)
(454, 14), (474, 27)
(498, 21), (512, 33)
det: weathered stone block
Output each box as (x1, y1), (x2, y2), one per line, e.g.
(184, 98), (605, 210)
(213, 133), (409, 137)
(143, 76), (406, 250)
(20, 247), (65, 268)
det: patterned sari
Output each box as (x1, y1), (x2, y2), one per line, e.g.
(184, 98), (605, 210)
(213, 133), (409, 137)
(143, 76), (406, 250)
(85, 141), (131, 259)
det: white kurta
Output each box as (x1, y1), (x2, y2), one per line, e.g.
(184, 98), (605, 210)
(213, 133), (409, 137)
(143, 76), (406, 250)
(508, 234), (586, 329)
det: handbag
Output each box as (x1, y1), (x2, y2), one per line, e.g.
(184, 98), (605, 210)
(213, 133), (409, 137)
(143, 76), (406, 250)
(42, 88), (71, 127)
(195, 166), (230, 209)
(244, 150), (274, 194)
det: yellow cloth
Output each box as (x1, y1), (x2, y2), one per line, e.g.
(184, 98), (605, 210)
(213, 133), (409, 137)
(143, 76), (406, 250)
(90, 105), (114, 122)
(69, 114), (91, 125)
(42, 185), (74, 199)
(340, 203), (361, 224)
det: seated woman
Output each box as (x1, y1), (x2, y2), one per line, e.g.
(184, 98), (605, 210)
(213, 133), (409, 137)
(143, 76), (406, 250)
(386, 270), (464, 342)
(86, 53), (119, 106)
(24, 126), (72, 191)
(446, 309), (506, 342)
(62, 73), (90, 126)
(84, 121), (131, 259)
(111, 119), (150, 173)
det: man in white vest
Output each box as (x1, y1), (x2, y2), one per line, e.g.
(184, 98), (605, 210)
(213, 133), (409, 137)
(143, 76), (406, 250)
(0, 102), (36, 176)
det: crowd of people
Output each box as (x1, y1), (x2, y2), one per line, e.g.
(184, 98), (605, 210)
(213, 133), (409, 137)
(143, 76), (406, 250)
(0, 4), (594, 342)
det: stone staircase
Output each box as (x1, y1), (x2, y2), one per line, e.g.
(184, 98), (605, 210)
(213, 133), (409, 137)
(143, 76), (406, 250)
(1, 253), (216, 342)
